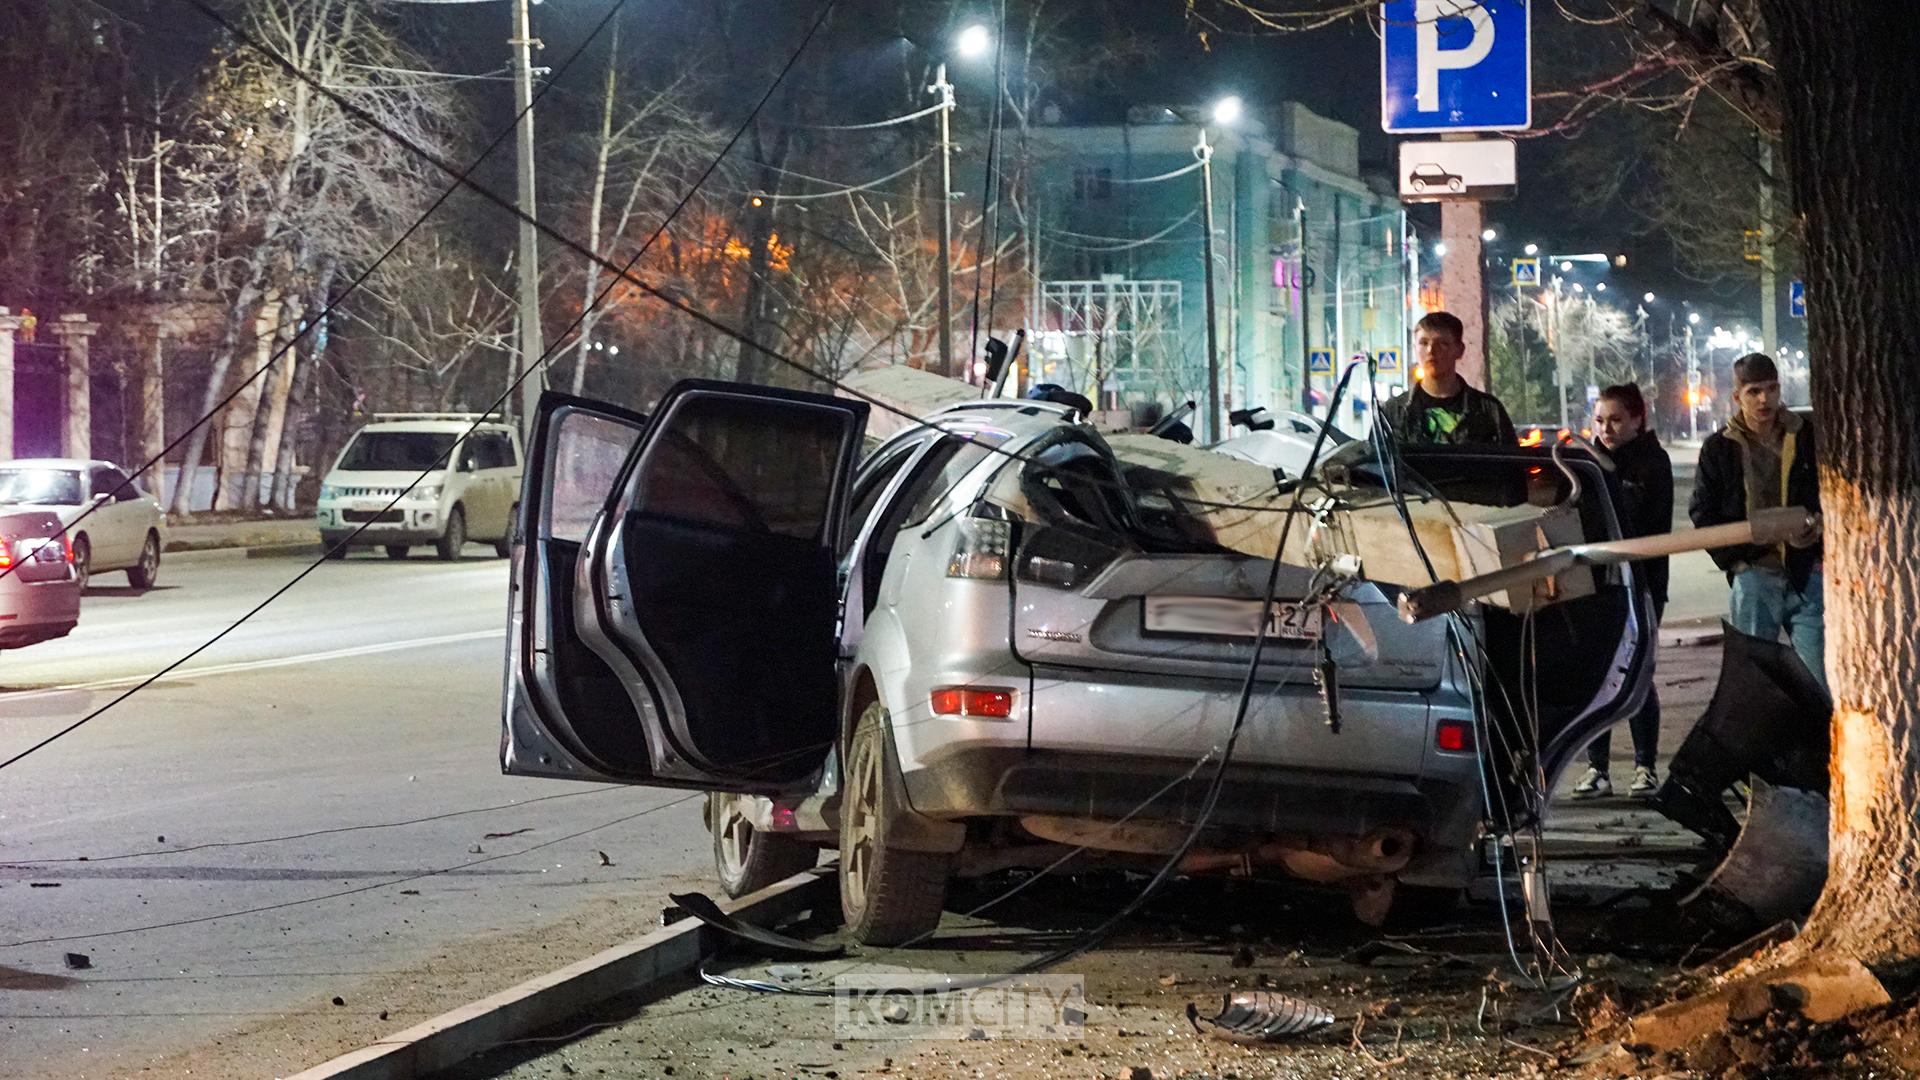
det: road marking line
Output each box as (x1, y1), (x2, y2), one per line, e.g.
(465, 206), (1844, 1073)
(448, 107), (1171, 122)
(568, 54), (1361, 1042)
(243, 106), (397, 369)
(4, 629), (505, 701)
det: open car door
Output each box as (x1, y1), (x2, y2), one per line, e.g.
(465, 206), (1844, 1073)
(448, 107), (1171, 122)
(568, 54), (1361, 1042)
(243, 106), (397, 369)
(501, 381), (868, 796)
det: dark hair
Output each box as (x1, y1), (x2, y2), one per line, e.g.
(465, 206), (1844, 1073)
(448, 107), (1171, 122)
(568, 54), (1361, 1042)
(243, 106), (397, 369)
(1597, 383), (1648, 422)
(1733, 352), (1779, 386)
(1416, 311), (1465, 342)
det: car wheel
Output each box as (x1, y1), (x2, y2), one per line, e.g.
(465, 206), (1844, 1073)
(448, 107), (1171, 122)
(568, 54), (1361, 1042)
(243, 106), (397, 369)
(434, 508), (466, 561)
(1448, 177), (1464, 192)
(839, 700), (953, 946)
(126, 531), (161, 589)
(1411, 178), (1427, 192)
(709, 792), (817, 899)
(70, 534), (91, 589)
(385, 545), (411, 560)
(493, 537), (511, 558)
(324, 544), (349, 560)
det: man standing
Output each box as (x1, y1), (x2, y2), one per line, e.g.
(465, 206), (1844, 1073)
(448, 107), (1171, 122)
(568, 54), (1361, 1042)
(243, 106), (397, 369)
(1690, 353), (1826, 689)
(1382, 312), (1518, 446)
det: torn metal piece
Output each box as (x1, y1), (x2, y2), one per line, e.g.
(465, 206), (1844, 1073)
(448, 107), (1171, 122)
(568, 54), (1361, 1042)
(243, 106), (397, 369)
(1186, 990), (1335, 1043)
(667, 891), (844, 958)
(1679, 780), (1828, 929)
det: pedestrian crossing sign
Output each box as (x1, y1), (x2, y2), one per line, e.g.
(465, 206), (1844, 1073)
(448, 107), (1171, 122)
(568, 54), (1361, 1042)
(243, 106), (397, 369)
(1512, 257), (1541, 287)
(1309, 349), (1334, 374)
(1376, 348), (1401, 373)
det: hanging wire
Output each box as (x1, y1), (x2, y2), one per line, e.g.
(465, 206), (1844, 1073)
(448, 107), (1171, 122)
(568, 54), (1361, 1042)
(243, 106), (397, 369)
(742, 151), (933, 202)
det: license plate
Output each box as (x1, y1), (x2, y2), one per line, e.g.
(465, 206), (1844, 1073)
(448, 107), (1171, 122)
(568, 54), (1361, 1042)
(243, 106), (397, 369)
(354, 500), (386, 513)
(1142, 596), (1322, 642)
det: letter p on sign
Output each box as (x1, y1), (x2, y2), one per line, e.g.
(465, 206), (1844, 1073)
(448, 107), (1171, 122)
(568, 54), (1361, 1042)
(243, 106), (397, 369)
(1382, 1), (1531, 134)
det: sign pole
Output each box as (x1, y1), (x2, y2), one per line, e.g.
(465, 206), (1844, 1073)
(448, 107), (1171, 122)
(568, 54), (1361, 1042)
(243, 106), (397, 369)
(1440, 198), (1488, 388)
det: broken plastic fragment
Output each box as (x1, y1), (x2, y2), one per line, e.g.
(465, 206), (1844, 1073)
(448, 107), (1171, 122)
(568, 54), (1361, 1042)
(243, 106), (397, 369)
(1186, 990), (1334, 1042)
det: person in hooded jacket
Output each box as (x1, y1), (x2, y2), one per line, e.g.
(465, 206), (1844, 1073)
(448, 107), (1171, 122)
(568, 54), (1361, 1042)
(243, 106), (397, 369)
(1571, 384), (1673, 798)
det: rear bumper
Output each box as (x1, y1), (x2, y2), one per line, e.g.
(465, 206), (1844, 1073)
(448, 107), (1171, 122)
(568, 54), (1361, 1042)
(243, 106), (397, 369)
(0, 581), (82, 649)
(900, 746), (1483, 886)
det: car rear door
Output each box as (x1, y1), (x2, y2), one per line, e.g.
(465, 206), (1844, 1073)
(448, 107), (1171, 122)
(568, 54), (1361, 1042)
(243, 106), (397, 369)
(502, 382), (868, 795)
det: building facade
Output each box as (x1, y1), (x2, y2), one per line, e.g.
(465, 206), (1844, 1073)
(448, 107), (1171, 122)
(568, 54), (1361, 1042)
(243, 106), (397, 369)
(1025, 102), (1417, 439)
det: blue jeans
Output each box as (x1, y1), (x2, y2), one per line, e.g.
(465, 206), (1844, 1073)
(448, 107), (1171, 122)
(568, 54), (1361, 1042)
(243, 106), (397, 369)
(1730, 567), (1828, 693)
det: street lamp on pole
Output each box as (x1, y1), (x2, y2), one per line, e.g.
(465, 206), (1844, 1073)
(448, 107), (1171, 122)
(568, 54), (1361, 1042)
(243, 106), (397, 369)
(930, 24), (991, 379)
(1196, 95), (1241, 442)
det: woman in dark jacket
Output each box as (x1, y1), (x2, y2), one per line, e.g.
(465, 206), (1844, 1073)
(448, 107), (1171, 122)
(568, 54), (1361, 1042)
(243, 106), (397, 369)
(1571, 384), (1674, 798)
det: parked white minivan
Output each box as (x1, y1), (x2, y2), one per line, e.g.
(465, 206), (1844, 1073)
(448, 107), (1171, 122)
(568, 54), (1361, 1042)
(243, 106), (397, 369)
(315, 414), (522, 560)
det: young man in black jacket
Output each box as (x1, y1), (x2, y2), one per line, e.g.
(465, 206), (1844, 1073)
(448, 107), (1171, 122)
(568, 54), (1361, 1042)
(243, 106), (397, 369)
(1572, 385), (1673, 798)
(1689, 353), (1826, 690)
(1382, 312), (1518, 446)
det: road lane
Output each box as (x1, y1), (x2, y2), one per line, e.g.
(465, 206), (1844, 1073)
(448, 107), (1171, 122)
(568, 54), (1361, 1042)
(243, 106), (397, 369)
(0, 552), (725, 1079)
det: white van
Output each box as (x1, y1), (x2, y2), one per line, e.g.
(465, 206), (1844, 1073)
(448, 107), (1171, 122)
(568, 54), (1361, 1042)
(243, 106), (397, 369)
(315, 414), (523, 560)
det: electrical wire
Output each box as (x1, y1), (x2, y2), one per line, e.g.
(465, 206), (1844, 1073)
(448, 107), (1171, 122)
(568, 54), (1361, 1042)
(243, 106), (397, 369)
(0, 0), (841, 777)
(742, 151), (933, 202)
(786, 100), (947, 130)
(1038, 210), (1200, 251)
(1111, 158), (1207, 184)
(0, 0), (629, 587)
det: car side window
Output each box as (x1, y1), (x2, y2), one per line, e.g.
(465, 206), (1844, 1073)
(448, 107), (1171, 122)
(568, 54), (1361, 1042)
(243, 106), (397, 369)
(896, 435), (1006, 529)
(94, 468), (136, 501)
(836, 441), (924, 561)
(474, 433), (515, 470)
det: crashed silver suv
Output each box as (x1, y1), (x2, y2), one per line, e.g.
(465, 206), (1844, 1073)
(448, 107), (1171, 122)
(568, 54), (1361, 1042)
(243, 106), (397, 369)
(501, 380), (1652, 944)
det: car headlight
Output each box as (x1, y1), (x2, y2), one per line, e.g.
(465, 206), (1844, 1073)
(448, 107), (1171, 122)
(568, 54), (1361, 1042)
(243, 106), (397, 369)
(410, 485), (442, 503)
(319, 484), (337, 501)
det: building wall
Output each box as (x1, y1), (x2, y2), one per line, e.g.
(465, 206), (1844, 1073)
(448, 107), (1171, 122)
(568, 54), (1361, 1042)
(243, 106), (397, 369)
(1028, 103), (1412, 438)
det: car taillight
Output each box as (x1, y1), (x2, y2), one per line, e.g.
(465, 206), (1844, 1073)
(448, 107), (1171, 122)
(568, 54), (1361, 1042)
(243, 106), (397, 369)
(1014, 526), (1120, 590)
(946, 517), (1010, 580)
(1435, 719), (1475, 753)
(0, 536), (11, 571)
(929, 686), (1016, 719)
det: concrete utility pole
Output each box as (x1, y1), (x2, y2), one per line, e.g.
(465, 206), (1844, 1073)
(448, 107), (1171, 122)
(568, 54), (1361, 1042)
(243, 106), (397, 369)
(1759, 140), (1780, 356)
(1439, 199), (1488, 389)
(512, 0), (544, 439)
(932, 63), (956, 379)
(1296, 197), (1312, 414)
(1196, 127), (1222, 443)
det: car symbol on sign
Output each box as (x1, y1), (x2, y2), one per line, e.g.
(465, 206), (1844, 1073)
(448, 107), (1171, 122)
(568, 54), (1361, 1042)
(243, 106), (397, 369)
(1408, 163), (1465, 193)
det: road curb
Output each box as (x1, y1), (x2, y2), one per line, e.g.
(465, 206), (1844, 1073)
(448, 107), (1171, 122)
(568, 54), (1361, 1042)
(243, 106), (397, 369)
(285, 870), (833, 1080)
(1660, 622), (1725, 648)
(168, 542), (323, 563)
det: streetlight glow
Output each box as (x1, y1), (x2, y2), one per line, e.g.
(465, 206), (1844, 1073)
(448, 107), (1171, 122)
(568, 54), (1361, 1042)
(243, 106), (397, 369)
(1643, 292), (1656, 303)
(1211, 95), (1244, 126)
(1432, 242), (1448, 257)
(955, 24), (991, 59)
(1481, 228), (1497, 242)
(1559, 260), (1573, 272)
(1572, 283), (1585, 294)
(1795, 349), (1806, 360)
(1523, 243), (1539, 256)
(1688, 312), (1701, 324)
(1595, 282), (1607, 292)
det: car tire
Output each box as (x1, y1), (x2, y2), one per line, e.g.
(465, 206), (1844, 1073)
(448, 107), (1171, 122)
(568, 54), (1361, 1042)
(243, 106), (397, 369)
(839, 700), (953, 946)
(385, 545), (411, 560)
(71, 534), (91, 589)
(127, 531), (161, 589)
(709, 792), (817, 899)
(1448, 178), (1464, 193)
(492, 537), (511, 558)
(434, 508), (466, 561)
(324, 545), (349, 560)
(1411, 178), (1427, 192)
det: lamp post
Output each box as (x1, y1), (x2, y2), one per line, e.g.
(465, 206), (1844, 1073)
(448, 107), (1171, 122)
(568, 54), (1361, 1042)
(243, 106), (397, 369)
(929, 25), (991, 379)
(511, 0), (542, 437)
(1197, 95), (1240, 442)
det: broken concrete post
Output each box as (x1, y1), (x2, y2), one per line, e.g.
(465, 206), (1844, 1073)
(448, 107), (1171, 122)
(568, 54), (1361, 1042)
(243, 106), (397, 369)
(0, 307), (21, 460)
(49, 313), (99, 460)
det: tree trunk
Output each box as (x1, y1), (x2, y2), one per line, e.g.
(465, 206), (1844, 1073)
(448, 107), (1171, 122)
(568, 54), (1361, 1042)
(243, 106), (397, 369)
(242, 294), (299, 508)
(1762, 0), (1920, 965)
(169, 269), (267, 517)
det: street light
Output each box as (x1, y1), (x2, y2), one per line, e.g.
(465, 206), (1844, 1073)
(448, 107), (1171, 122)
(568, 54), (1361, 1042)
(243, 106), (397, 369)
(1482, 228), (1498, 242)
(1689, 312), (1701, 325)
(1524, 243), (1540, 256)
(1434, 242), (1449, 257)
(955, 23), (991, 59)
(1196, 95), (1241, 440)
(1595, 282), (1607, 292)
(1559, 261), (1573, 272)
(929, 25), (992, 377)
(1643, 292), (1657, 304)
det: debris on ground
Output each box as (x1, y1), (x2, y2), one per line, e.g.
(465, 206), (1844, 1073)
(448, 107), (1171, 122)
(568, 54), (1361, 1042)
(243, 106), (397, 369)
(483, 828), (532, 839)
(1625, 957), (1890, 1052)
(62, 952), (90, 970)
(596, 850), (613, 867)
(1185, 990), (1335, 1043)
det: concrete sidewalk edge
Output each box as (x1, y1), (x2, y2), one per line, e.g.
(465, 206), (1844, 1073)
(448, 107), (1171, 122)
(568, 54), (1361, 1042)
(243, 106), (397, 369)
(285, 870), (832, 1080)
(169, 542), (325, 564)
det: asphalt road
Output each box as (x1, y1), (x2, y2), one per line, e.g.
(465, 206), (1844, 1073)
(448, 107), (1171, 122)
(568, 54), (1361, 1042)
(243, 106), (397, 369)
(0, 548), (719, 1080)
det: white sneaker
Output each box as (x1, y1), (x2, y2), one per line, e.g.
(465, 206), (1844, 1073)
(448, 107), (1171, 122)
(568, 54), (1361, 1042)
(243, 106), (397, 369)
(1630, 766), (1658, 795)
(1572, 768), (1612, 797)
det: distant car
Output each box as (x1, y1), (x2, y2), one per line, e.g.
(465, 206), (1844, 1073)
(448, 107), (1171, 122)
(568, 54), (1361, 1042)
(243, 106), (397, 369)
(315, 414), (523, 560)
(0, 508), (83, 657)
(1408, 164), (1465, 194)
(0, 459), (167, 589)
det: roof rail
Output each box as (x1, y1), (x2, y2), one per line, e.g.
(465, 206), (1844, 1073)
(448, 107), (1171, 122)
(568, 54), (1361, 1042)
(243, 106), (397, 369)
(369, 412), (505, 423)
(937, 399), (1078, 419)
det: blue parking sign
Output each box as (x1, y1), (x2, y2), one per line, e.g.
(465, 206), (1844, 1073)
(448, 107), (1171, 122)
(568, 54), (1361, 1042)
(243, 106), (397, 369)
(1382, 1), (1532, 134)
(1790, 280), (1806, 319)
